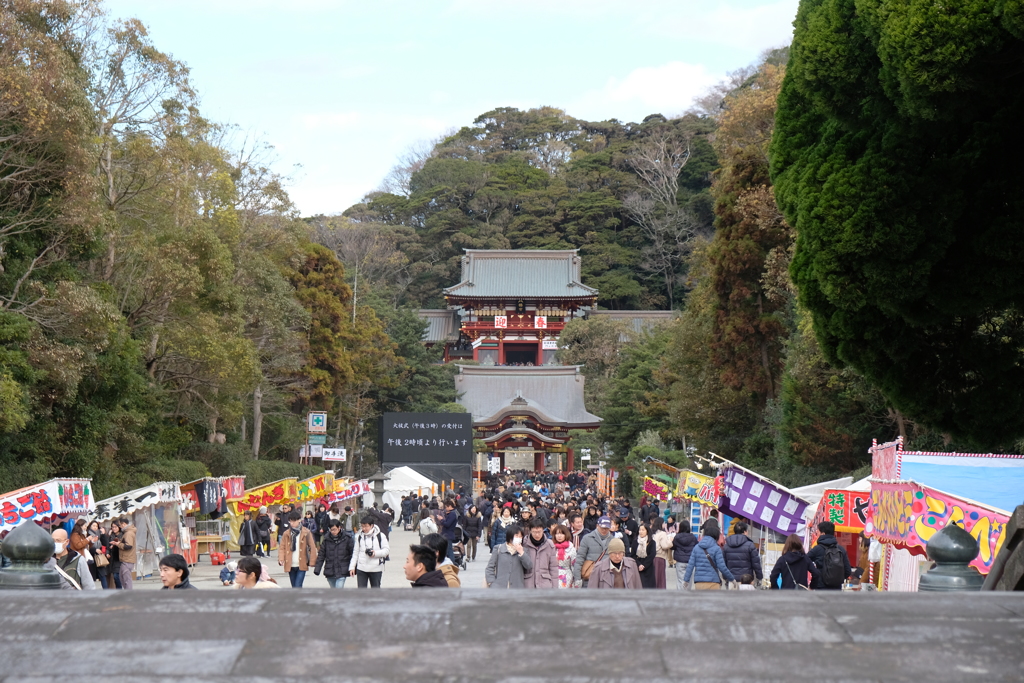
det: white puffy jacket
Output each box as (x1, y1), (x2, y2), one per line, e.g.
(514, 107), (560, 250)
(349, 525), (390, 574)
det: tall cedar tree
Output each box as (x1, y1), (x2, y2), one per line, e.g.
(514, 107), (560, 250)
(707, 64), (791, 404)
(771, 0), (1024, 448)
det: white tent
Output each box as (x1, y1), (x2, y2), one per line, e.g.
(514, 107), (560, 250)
(380, 466), (436, 515)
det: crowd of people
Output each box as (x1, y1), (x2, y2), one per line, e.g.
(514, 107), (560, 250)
(10, 469), (858, 592)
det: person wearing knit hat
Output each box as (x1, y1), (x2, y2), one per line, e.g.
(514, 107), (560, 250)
(255, 506), (273, 558)
(587, 537), (641, 589)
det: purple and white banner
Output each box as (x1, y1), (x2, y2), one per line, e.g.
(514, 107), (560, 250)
(719, 466), (810, 536)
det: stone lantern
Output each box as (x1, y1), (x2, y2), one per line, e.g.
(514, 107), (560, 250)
(0, 521), (62, 590)
(919, 522), (986, 592)
(367, 469), (391, 509)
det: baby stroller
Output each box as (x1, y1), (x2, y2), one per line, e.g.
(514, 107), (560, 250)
(452, 524), (468, 569)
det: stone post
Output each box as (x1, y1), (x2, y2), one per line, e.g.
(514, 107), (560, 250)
(918, 522), (986, 592)
(0, 521), (63, 590)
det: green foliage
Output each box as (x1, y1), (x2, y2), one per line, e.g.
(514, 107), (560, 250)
(238, 460), (324, 488)
(772, 0), (1024, 448)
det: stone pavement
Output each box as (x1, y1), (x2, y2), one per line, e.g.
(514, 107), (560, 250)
(1, 583), (1022, 681)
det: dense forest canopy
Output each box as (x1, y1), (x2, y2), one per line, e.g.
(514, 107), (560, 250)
(2, 0), (1018, 502)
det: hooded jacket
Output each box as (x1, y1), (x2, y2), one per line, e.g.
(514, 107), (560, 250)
(349, 524), (389, 574)
(278, 525), (318, 572)
(770, 550), (821, 589)
(671, 531), (698, 564)
(523, 535), (559, 588)
(461, 512), (483, 539)
(683, 535), (735, 584)
(314, 530), (354, 578)
(723, 534), (763, 581)
(439, 562), (461, 587)
(411, 569), (449, 587)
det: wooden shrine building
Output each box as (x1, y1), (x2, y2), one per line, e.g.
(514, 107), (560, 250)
(417, 249), (670, 472)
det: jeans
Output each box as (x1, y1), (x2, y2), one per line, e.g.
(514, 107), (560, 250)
(288, 568), (306, 587)
(467, 537), (478, 560)
(119, 561), (134, 590)
(356, 570), (382, 588)
(325, 575), (347, 589)
(675, 562), (689, 590)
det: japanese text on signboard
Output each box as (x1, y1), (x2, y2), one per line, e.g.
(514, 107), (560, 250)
(380, 412), (474, 465)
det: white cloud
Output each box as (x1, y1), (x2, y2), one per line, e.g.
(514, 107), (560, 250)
(641, 1), (799, 51)
(570, 61), (721, 122)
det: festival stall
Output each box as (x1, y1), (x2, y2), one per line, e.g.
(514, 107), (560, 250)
(92, 482), (186, 580)
(0, 478), (94, 538)
(807, 477), (871, 580)
(294, 472), (335, 510)
(181, 476), (246, 561)
(866, 438), (1024, 591)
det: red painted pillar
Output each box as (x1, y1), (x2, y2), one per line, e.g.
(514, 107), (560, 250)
(536, 340), (543, 366)
(567, 448), (574, 472)
(534, 450), (544, 472)
(498, 338), (505, 365)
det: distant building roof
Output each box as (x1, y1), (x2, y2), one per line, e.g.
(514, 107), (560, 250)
(587, 309), (679, 339)
(444, 249), (597, 301)
(417, 309), (459, 343)
(455, 365), (601, 428)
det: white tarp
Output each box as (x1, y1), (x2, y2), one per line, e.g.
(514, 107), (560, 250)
(384, 466), (435, 493)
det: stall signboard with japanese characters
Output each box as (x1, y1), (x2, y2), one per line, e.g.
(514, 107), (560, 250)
(231, 478), (298, 514)
(0, 478), (93, 532)
(719, 466), (810, 537)
(675, 470), (717, 507)
(92, 482), (180, 522)
(642, 477), (670, 501)
(380, 412), (474, 465)
(812, 489), (868, 534)
(295, 473), (334, 503)
(327, 479), (370, 504)
(866, 480), (1009, 575)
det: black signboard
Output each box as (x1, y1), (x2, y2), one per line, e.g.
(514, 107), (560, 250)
(380, 412), (473, 465)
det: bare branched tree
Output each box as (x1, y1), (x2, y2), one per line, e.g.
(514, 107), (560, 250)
(625, 130), (701, 309)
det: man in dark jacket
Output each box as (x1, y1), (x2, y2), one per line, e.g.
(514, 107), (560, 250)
(275, 504), (292, 541)
(723, 522), (763, 584)
(672, 524), (698, 590)
(405, 544), (448, 587)
(440, 499), (459, 562)
(807, 521), (851, 589)
(314, 520), (354, 588)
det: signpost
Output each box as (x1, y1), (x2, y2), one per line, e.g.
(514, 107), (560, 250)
(303, 411), (328, 464)
(323, 448), (347, 462)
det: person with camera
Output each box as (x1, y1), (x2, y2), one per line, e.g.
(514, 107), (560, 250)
(349, 515), (390, 588)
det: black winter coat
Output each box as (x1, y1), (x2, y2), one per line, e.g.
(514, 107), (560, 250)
(770, 550), (821, 589)
(672, 531), (698, 563)
(462, 513), (483, 539)
(239, 519), (258, 546)
(807, 535), (852, 589)
(255, 514), (272, 541)
(632, 536), (658, 589)
(315, 530), (354, 578)
(722, 534), (763, 580)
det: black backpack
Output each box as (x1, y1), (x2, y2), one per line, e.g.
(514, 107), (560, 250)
(820, 544), (846, 588)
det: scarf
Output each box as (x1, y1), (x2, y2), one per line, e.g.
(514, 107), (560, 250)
(610, 560), (623, 573)
(554, 539), (570, 561)
(499, 516), (514, 529)
(529, 535), (544, 547)
(636, 536), (649, 559)
(289, 525), (301, 552)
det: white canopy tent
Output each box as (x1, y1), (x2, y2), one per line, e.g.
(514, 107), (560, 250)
(380, 466), (437, 514)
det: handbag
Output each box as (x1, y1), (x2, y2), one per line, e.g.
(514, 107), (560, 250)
(581, 548), (605, 581)
(94, 552), (110, 568)
(700, 545), (726, 586)
(786, 561), (812, 590)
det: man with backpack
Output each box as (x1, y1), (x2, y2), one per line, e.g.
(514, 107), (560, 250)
(808, 521), (851, 589)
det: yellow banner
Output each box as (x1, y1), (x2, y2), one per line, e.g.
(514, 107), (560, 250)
(294, 473), (334, 503)
(229, 478), (297, 514)
(675, 470), (716, 506)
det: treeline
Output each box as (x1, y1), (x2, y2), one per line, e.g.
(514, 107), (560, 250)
(559, 51), (946, 490)
(0, 0), (457, 498)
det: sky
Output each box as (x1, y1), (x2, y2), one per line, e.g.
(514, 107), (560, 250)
(102, 0), (799, 216)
